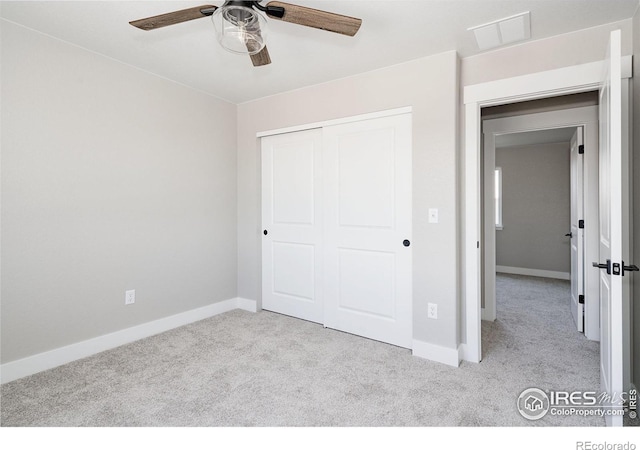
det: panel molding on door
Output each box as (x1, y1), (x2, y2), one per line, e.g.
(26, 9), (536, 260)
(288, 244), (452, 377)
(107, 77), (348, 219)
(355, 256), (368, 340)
(262, 128), (323, 323)
(322, 114), (413, 349)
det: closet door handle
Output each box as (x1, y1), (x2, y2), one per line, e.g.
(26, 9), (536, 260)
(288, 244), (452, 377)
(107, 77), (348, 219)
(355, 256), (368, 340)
(263, 230), (268, 236)
(403, 239), (410, 247)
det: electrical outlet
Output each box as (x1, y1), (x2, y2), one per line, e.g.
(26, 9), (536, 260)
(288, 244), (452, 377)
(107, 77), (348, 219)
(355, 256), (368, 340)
(428, 303), (438, 319)
(125, 289), (135, 305)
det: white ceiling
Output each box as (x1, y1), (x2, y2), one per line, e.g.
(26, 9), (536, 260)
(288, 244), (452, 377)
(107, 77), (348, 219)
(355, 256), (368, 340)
(1, 0), (638, 103)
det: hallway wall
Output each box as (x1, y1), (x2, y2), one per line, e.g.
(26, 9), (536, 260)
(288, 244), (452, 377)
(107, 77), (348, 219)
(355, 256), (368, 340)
(495, 142), (571, 274)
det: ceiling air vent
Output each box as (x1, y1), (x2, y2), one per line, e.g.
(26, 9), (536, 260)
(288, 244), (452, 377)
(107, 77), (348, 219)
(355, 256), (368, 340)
(469, 11), (531, 51)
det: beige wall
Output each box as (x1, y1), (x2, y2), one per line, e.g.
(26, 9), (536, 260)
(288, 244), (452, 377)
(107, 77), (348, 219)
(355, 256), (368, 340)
(632, 2), (640, 389)
(496, 143), (571, 273)
(1, 21), (238, 363)
(3, 10), (637, 367)
(237, 52), (460, 350)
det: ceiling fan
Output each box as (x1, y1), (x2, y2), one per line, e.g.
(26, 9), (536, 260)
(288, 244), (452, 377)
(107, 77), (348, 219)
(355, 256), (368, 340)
(129, 1), (362, 67)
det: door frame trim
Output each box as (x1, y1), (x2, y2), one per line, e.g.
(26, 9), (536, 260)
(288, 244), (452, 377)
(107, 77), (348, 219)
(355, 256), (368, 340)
(462, 55), (632, 363)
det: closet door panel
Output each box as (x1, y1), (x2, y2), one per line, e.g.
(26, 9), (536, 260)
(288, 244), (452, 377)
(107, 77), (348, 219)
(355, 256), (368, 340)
(323, 114), (412, 348)
(261, 129), (323, 323)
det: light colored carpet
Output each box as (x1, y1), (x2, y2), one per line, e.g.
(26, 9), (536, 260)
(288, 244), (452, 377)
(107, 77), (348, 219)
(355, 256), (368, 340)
(1, 274), (602, 426)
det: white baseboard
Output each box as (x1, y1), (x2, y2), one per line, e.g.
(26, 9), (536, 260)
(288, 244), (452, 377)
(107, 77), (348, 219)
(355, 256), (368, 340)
(0, 297), (257, 384)
(496, 265), (570, 280)
(458, 343), (480, 364)
(412, 339), (461, 367)
(236, 297), (258, 313)
(481, 307), (497, 322)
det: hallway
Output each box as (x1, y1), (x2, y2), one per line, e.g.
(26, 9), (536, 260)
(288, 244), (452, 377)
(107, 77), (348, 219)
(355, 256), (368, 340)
(484, 274), (600, 413)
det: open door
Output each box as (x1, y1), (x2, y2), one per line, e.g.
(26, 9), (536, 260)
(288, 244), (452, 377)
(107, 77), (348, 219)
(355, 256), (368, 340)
(569, 128), (585, 333)
(593, 29), (629, 427)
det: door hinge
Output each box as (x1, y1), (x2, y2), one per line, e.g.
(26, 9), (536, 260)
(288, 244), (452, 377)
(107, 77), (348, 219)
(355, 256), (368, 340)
(578, 145), (585, 154)
(578, 220), (585, 229)
(578, 294), (585, 304)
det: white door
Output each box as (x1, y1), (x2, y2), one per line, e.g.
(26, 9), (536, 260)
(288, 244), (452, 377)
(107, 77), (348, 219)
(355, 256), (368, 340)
(322, 114), (413, 348)
(595, 30), (624, 426)
(262, 129), (323, 323)
(569, 128), (585, 333)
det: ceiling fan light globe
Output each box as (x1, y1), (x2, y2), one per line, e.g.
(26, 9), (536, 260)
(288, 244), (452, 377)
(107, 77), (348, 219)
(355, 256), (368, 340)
(212, 6), (267, 55)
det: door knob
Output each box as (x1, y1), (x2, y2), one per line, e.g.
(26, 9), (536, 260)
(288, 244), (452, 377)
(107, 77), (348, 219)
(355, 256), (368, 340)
(622, 262), (639, 276)
(592, 260), (612, 275)
(565, 232), (573, 238)
(403, 240), (410, 247)
(263, 230), (268, 236)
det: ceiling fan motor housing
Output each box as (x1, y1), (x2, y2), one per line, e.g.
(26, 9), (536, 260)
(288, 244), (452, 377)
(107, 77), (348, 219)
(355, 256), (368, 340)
(222, 1), (286, 18)
(213, 2), (269, 55)
(222, 1), (260, 11)
(216, 1), (285, 28)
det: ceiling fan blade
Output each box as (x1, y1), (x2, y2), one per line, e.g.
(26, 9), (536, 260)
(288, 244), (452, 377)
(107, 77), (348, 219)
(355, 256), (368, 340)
(250, 47), (272, 67)
(265, 1), (362, 37)
(130, 5), (217, 30)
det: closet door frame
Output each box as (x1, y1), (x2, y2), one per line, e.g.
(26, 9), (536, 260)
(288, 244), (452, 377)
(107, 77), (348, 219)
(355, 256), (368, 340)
(257, 107), (413, 140)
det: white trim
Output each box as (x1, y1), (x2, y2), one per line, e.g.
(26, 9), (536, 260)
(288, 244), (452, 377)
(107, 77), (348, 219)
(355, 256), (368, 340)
(236, 297), (258, 313)
(457, 343), (474, 362)
(464, 101), (482, 364)
(256, 106), (413, 138)
(483, 106), (599, 134)
(481, 308), (495, 322)
(463, 53), (632, 366)
(464, 56), (632, 105)
(412, 340), (461, 367)
(496, 266), (571, 280)
(0, 297), (257, 384)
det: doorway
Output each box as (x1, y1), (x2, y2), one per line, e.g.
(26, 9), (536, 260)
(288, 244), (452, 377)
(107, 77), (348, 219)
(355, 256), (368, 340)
(480, 102), (600, 341)
(462, 52), (632, 364)
(463, 35), (633, 425)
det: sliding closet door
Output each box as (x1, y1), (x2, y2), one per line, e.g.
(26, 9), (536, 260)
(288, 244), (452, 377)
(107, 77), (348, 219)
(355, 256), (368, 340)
(323, 114), (412, 348)
(261, 129), (323, 323)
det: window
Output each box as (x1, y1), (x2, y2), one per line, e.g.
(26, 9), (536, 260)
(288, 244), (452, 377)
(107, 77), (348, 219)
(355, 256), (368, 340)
(495, 167), (503, 229)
